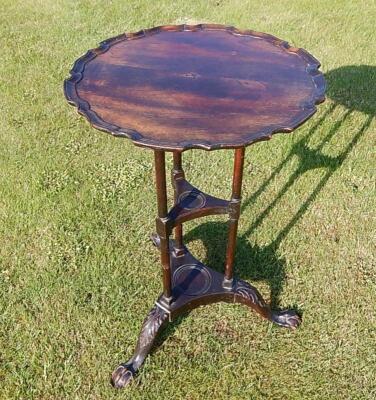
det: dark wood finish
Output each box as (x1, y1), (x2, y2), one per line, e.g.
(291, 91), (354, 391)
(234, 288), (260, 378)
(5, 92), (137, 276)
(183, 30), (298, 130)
(167, 178), (230, 226)
(64, 24), (326, 390)
(112, 238), (300, 388)
(224, 147), (245, 284)
(154, 151), (168, 217)
(111, 149), (303, 388)
(172, 152), (184, 252)
(64, 24), (325, 151)
(112, 305), (168, 388)
(154, 150), (172, 302)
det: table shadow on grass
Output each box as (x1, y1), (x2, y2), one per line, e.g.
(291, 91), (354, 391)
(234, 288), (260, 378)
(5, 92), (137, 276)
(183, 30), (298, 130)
(143, 66), (375, 378)
(156, 65), (374, 346)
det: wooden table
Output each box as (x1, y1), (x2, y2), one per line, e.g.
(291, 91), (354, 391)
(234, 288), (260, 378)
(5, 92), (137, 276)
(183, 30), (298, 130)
(64, 24), (325, 388)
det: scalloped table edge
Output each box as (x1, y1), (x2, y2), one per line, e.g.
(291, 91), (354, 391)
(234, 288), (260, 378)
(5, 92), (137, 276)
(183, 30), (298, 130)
(64, 24), (326, 152)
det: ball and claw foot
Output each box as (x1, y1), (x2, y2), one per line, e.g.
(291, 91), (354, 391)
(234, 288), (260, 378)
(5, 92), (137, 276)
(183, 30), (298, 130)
(150, 232), (160, 248)
(111, 364), (135, 388)
(271, 309), (301, 329)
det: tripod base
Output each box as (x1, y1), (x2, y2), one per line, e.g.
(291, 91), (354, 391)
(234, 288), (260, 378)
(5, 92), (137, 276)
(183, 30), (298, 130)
(111, 237), (300, 388)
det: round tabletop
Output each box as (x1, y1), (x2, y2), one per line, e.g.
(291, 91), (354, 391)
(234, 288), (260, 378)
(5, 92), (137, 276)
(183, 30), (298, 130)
(64, 24), (325, 151)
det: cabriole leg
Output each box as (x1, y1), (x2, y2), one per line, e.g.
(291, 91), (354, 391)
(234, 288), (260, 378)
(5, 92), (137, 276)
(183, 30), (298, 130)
(111, 305), (168, 388)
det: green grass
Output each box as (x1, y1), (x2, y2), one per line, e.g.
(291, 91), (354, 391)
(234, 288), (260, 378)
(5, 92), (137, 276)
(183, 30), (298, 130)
(1, 0), (375, 398)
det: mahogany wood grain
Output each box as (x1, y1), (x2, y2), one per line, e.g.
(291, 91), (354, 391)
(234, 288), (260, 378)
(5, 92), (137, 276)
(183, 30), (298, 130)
(64, 24), (325, 151)
(64, 25), (326, 389)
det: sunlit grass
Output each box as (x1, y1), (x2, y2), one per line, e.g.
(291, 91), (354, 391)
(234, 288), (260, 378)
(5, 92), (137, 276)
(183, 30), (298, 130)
(0, 0), (375, 399)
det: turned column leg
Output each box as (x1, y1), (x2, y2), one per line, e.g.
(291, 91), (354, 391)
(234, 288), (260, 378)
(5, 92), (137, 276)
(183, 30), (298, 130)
(112, 147), (302, 389)
(172, 151), (185, 254)
(154, 150), (173, 304)
(112, 151), (174, 388)
(222, 148), (301, 328)
(223, 148), (245, 288)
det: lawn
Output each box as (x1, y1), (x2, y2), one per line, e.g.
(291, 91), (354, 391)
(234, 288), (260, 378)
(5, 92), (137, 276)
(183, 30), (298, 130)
(0, 0), (375, 399)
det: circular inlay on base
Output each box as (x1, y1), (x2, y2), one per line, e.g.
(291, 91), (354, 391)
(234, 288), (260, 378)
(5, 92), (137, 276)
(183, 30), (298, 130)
(173, 264), (212, 296)
(178, 190), (206, 210)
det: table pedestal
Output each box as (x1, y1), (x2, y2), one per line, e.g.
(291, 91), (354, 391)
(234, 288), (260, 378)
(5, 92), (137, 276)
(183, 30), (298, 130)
(111, 149), (300, 388)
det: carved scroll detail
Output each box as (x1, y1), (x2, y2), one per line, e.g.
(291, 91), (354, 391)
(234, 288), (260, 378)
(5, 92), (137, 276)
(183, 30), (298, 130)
(234, 280), (267, 307)
(138, 306), (168, 349)
(112, 304), (168, 388)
